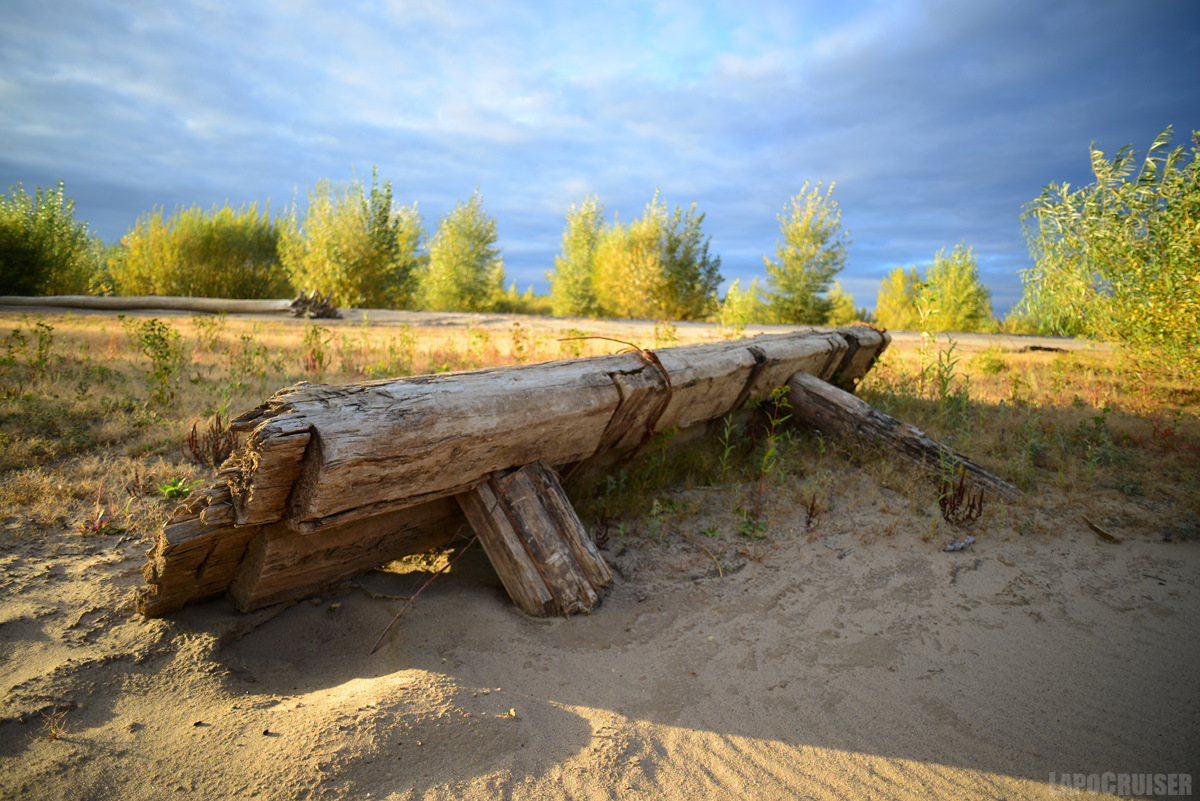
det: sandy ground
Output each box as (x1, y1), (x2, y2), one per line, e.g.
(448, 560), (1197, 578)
(2, 479), (1197, 800)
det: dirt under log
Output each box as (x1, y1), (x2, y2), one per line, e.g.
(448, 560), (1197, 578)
(138, 326), (890, 618)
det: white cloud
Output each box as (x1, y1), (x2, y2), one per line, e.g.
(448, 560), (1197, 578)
(2, 0), (1199, 313)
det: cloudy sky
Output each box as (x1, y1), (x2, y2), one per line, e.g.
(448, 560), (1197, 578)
(3, 0), (1199, 314)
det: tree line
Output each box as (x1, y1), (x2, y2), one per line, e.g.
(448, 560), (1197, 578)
(0, 172), (963, 327)
(3, 127), (1196, 369)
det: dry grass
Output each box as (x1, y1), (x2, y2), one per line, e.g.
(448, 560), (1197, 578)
(0, 311), (672, 539)
(1, 310), (1196, 553)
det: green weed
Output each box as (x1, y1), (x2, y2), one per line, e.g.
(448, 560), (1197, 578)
(157, 477), (201, 499)
(120, 316), (187, 404)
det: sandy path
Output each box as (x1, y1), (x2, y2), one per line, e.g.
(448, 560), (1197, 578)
(2, 485), (1196, 799)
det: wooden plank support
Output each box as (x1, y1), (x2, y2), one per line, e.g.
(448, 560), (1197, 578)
(785, 369), (1022, 500)
(457, 461), (611, 617)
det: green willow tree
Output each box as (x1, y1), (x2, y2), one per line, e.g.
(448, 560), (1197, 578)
(591, 191), (722, 320)
(418, 189), (504, 312)
(111, 203), (290, 298)
(873, 265), (924, 330)
(282, 168), (424, 309)
(0, 181), (98, 295)
(1017, 126), (1199, 370)
(549, 195), (604, 317)
(764, 182), (849, 325)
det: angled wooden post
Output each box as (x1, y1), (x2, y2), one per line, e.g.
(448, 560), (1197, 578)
(457, 461), (612, 617)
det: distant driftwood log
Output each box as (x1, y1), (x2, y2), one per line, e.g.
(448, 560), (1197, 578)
(0, 294), (296, 314)
(0, 293), (342, 318)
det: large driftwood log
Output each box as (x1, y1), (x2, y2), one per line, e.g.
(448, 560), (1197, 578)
(139, 326), (890, 617)
(224, 327), (885, 536)
(785, 370), (1021, 500)
(0, 295), (295, 314)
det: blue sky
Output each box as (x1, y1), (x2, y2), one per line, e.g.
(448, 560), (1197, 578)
(3, 0), (1198, 314)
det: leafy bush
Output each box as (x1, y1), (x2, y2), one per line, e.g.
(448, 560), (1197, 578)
(590, 191), (722, 321)
(120, 316), (187, 403)
(825, 280), (862, 325)
(1017, 126), (1199, 372)
(549, 195), (604, 317)
(874, 266), (924, 330)
(110, 203), (290, 299)
(282, 167), (423, 309)
(763, 182), (848, 325)
(417, 189), (504, 312)
(920, 243), (993, 332)
(717, 278), (768, 326)
(0, 181), (98, 295)
(490, 283), (553, 316)
(873, 244), (992, 332)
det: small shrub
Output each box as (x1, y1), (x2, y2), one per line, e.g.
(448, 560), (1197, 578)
(0, 181), (98, 295)
(120, 316), (187, 404)
(183, 416), (239, 470)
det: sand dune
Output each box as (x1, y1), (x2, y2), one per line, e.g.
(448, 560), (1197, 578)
(2, 479), (1196, 799)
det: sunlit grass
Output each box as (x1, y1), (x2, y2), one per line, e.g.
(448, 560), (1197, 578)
(1, 311), (1196, 553)
(0, 311), (667, 538)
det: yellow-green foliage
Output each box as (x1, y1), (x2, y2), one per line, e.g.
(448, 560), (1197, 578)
(717, 278), (768, 326)
(0, 181), (99, 295)
(1018, 126), (1199, 374)
(589, 191), (722, 321)
(282, 168), (424, 309)
(109, 203), (290, 299)
(826, 280), (860, 325)
(490, 282), (554, 316)
(873, 245), (992, 333)
(417, 189), (504, 312)
(549, 195), (604, 317)
(763, 182), (848, 325)
(593, 209), (663, 319)
(874, 266), (923, 330)
(920, 243), (993, 332)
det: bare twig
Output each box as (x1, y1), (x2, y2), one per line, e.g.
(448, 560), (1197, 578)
(1083, 516), (1124, 544)
(369, 533), (479, 655)
(676, 528), (723, 578)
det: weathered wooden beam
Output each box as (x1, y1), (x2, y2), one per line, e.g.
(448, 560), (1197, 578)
(229, 497), (464, 612)
(139, 326), (890, 617)
(457, 462), (610, 617)
(224, 327), (884, 535)
(785, 369), (1022, 500)
(137, 488), (263, 616)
